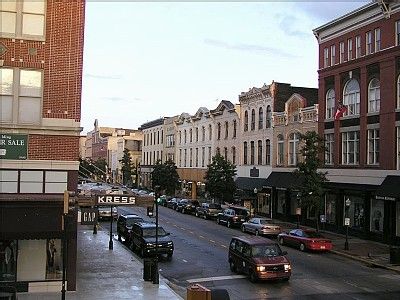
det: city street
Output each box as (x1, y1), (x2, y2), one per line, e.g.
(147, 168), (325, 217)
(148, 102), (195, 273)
(98, 205), (400, 300)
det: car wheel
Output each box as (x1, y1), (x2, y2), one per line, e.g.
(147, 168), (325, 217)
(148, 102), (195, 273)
(255, 230), (259, 236)
(203, 214), (207, 220)
(249, 270), (258, 283)
(118, 234), (122, 242)
(300, 243), (306, 252)
(241, 225), (246, 233)
(217, 218), (221, 225)
(227, 221), (231, 228)
(182, 208), (185, 214)
(229, 261), (237, 273)
(279, 237), (284, 245)
(195, 212), (199, 217)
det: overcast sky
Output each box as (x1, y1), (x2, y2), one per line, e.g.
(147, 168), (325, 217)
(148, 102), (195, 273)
(81, 1), (369, 133)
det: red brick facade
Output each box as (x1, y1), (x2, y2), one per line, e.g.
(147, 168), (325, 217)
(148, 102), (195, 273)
(29, 135), (80, 161)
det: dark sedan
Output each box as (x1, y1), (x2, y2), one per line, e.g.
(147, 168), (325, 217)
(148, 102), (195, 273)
(278, 229), (332, 252)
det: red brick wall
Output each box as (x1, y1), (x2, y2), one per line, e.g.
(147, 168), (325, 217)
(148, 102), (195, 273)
(29, 135), (79, 161)
(0, 0), (85, 122)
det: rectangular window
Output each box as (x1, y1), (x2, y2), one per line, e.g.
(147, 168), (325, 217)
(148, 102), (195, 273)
(265, 140), (271, 165)
(370, 199), (384, 232)
(1, 0), (46, 39)
(250, 141), (255, 165)
(208, 147), (211, 165)
(20, 170), (43, 193)
(1, 68), (43, 124)
(348, 38), (353, 60)
(325, 194), (336, 225)
(243, 142), (248, 165)
(324, 133), (334, 165)
(345, 195), (365, 229)
(375, 28), (381, 52)
(0, 170), (18, 193)
(232, 147), (236, 165)
(396, 20), (400, 46)
(339, 42), (345, 63)
(330, 45), (336, 66)
(184, 149), (187, 167)
(189, 148), (192, 167)
(355, 36), (361, 58)
(195, 148), (198, 167)
(366, 31), (373, 55)
(342, 131), (360, 165)
(179, 149), (182, 167)
(202, 147), (205, 167)
(367, 129), (379, 165)
(277, 141), (284, 166)
(324, 48), (329, 68)
(45, 171), (67, 193)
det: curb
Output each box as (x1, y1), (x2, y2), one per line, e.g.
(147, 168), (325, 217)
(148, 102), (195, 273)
(331, 249), (400, 274)
(164, 279), (186, 300)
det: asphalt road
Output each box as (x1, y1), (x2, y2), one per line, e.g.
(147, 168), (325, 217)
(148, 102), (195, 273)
(99, 205), (400, 300)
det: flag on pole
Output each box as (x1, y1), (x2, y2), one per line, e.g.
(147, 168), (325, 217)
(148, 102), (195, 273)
(334, 101), (347, 120)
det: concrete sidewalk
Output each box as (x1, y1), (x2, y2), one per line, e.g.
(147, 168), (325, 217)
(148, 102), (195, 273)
(17, 226), (183, 300)
(272, 219), (400, 274)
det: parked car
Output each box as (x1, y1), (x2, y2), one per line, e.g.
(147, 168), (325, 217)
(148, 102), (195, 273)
(229, 235), (291, 282)
(241, 218), (282, 237)
(98, 206), (118, 221)
(180, 199), (200, 214)
(117, 214), (144, 243)
(195, 203), (223, 219)
(217, 206), (250, 228)
(129, 222), (174, 260)
(277, 229), (332, 252)
(176, 199), (189, 212)
(167, 198), (180, 209)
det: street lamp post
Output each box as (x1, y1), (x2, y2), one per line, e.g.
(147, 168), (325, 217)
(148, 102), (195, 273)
(296, 194), (301, 229)
(344, 198), (351, 250)
(109, 205), (113, 250)
(61, 213), (67, 300)
(153, 186), (160, 284)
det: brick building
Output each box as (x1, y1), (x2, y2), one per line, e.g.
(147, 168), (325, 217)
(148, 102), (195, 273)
(0, 0), (85, 293)
(313, 1), (400, 244)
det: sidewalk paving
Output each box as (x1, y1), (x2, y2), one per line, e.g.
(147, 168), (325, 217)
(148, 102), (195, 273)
(271, 219), (400, 274)
(17, 225), (183, 300)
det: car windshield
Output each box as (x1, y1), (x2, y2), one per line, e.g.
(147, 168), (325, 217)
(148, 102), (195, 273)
(233, 208), (249, 216)
(259, 219), (273, 225)
(143, 227), (168, 237)
(209, 204), (221, 209)
(251, 244), (283, 258)
(126, 218), (143, 226)
(305, 231), (323, 238)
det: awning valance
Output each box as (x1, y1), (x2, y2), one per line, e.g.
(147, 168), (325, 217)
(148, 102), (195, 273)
(235, 177), (268, 191)
(376, 175), (400, 201)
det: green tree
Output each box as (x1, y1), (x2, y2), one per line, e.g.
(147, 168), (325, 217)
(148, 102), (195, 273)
(120, 148), (133, 186)
(293, 131), (328, 232)
(151, 159), (180, 196)
(204, 153), (237, 203)
(79, 158), (95, 179)
(93, 158), (107, 181)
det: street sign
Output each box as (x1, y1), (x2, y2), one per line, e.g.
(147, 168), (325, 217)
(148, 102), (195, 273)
(344, 217), (350, 226)
(320, 214), (326, 223)
(295, 207), (302, 215)
(95, 194), (136, 206)
(81, 208), (98, 225)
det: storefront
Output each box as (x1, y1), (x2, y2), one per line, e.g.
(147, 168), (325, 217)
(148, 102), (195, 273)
(0, 198), (77, 293)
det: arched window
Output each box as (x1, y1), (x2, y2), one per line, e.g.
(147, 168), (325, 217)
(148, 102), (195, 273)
(216, 147), (220, 155)
(195, 127), (199, 142)
(325, 89), (335, 119)
(343, 79), (360, 116)
(368, 78), (380, 113)
(225, 121), (229, 139)
(209, 124), (212, 140)
(288, 132), (300, 166)
(243, 142), (248, 165)
(277, 134), (284, 166)
(258, 108), (263, 129)
(189, 129), (193, 143)
(202, 126), (205, 141)
(184, 130), (187, 144)
(217, 123), (221, 140)
(179, 131), (182, 144)
(265, 139), (271, 165)
(266, 105), (272, 128)
(251, 109), (255, 130)
(233, 120), (237, 138)
(232, 146), (236, 165)
(224, 147), (228, 160)
(257, 140), (263, 165)
(244, 111), (249, 131)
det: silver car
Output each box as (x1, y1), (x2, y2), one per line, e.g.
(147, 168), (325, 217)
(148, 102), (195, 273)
(98, 206), (118, 221)
(241, 217), (281, 237)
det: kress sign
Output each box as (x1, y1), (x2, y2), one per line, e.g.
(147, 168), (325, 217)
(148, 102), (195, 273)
(95, 194), (136, 205)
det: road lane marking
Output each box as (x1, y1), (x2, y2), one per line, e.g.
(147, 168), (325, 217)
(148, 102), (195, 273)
(180, 227), (186, 230)
(182, 259), (188, 263)
(199, 235), (205, 239)
(209, 240), (215, 243)
(187, 275), (247, 283)
(189, 231), (194, 234)
(221, 245), (227, 248)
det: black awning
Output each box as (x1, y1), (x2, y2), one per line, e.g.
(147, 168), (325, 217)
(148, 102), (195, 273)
(235, 177), (268, 191)
(325, 181), (378, 192)
(264, 172), (303, 190)
(376, 175), (400, 201)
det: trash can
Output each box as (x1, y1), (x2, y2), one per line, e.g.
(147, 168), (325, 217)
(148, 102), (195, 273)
(143, 258), (153, 281)
(389, 246), (400, 264)
(187, 283), (211, 300)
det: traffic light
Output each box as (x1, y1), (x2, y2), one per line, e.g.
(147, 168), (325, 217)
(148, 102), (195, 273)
(147, 206), (154, 217)
(63, 190), (77, 214)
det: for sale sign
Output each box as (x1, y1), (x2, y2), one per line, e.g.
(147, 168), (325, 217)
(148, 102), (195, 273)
(0, 134), (28, 160)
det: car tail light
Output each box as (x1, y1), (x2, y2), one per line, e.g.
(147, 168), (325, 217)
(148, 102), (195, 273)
(233, 216), (238, 220)
(263, 226), (271, 230)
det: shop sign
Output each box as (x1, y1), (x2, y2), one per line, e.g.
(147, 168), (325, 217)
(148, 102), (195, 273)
(344, 217), (350, 226)
(81, 208), (98, 225)
(95, 194), (136, 205)
(0, 134), (28, 160)
(376, 195), (396, 201)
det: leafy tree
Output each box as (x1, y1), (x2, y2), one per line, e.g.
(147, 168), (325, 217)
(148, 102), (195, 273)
(204, 153), (237, 203)
(293, 131), (328, 232)
(151, 159), (180, 196)
(78, 157), (107, 181)
(93, 158), (107, 181)
(79, 158), (95, 179)
(120, 148), (133, 186)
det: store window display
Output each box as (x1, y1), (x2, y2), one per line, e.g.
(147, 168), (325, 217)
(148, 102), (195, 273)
(0, 240), (16, 282)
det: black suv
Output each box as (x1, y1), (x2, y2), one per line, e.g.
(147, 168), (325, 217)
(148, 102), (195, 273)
(117, 214), (144, 244)
(129, 222), (174, 260)
(217, 206), (250, 228)
(180, 200), (200, 214)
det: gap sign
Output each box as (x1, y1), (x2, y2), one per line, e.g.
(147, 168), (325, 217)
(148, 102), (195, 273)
(81, 208), (98, 225)
(95, 194), (136, 206)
